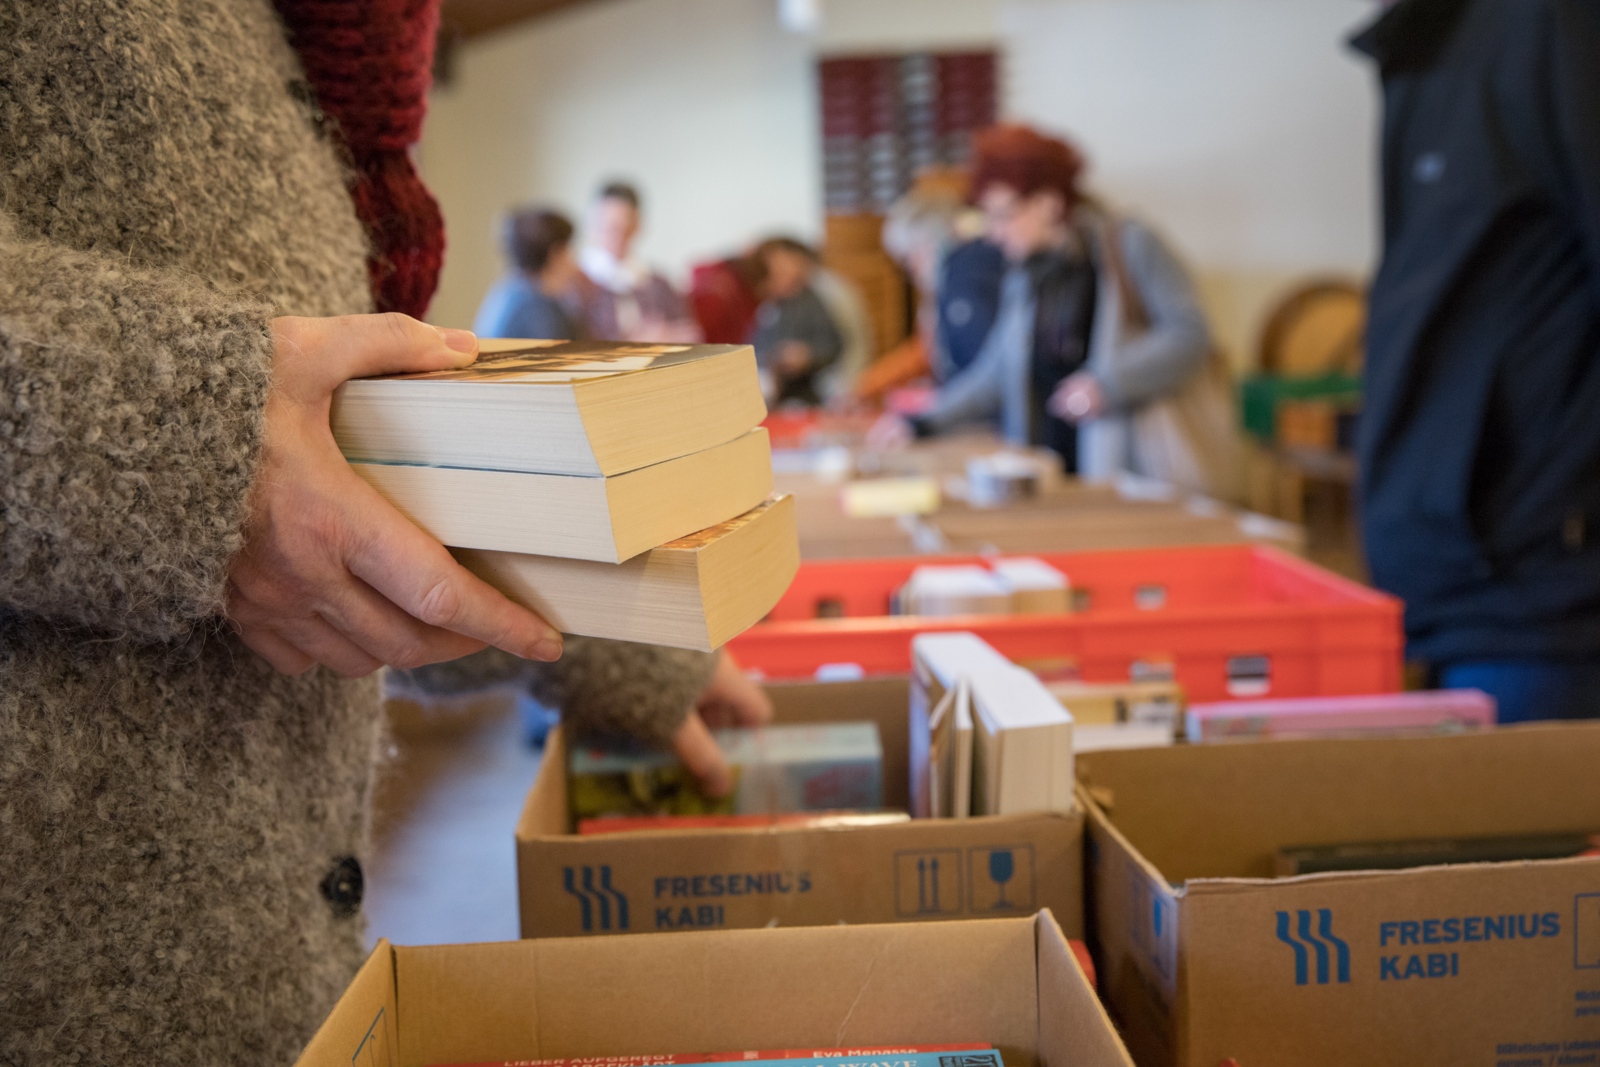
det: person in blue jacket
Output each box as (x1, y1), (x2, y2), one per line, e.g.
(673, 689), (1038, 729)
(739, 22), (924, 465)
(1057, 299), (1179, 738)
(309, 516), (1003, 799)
(474, 206), (582, 340)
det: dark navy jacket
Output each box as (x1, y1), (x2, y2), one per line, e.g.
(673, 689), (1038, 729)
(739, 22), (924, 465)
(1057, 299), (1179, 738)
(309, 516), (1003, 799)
(936, 238), (1007, 376)
(1353, 0), (1600, 661)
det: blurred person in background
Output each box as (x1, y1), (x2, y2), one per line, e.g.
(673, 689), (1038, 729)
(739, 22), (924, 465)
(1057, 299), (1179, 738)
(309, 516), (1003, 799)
(808, 245), (875, 403)
(869, 124), (1237, 497)
(856, 168), (986, 404)
(751, 237), (846, 406)
(572, 180), (701, 342)
(1352, 0), (1600, 721)
(935, 236), (1008, 382)
(474, 206), (582, 339)
(690, 246), (768, 344)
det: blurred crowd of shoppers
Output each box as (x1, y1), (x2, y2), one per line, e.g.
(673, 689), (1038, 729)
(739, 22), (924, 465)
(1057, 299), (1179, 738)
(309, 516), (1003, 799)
(476, 124), (1233, 496)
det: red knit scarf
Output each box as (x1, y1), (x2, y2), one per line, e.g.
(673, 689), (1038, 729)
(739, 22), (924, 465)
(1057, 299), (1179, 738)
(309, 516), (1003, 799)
(273, 0), (445, 319)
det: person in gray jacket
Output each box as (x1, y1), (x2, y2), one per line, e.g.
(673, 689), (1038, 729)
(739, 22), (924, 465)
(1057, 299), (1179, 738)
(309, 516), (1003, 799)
(0, 4), (764, 1064)
(871, 125), (1228, 493)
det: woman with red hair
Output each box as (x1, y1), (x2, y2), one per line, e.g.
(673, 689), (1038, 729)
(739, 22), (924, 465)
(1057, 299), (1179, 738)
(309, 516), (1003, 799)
(873, 124), (1237, 497)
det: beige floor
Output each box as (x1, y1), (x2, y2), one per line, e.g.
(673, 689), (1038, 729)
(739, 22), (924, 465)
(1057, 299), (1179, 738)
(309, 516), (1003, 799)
(365, 701), (542, 948)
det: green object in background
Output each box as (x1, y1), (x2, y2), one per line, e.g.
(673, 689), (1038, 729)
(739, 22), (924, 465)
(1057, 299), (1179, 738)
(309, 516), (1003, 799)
(1240, 372), (1363, 441)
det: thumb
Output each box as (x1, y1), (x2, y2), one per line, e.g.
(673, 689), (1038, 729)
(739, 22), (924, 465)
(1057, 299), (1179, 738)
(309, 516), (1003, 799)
(672, 711), (734, 799)
(274, 313), (479, 396)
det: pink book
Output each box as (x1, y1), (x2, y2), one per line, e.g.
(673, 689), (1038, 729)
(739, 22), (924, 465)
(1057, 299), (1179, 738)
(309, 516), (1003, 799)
(1185, 689), (1495, 742)
(434, 1047), (993, 1067)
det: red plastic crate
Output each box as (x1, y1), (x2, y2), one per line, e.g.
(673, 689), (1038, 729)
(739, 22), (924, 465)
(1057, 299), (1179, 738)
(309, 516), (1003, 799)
(728, 544), (1403, 702)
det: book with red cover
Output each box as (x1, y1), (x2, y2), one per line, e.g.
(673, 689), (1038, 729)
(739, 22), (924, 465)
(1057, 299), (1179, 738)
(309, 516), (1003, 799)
(576, 812), (910, 835)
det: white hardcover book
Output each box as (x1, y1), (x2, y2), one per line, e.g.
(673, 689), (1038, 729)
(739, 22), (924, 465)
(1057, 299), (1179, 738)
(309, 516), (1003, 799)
(912, 632), (1071, 816)
(925, 681), (958, 820)
(904, 565), (1013, 616)
(925, 677), (976, 819)
(951, 679), (974, 818)
(989, 556), (1071, 614)
(968, 664), (1074, 816)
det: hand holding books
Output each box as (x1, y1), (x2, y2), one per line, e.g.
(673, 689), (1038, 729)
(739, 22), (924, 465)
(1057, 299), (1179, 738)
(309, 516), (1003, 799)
(227, 315), (564, 677)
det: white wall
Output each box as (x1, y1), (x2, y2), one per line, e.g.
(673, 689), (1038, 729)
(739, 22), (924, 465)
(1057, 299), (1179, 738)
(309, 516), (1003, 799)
(1001, 0), (1378, 363)
(419, 0), (1381, 364)
(420, 0), (821, 331)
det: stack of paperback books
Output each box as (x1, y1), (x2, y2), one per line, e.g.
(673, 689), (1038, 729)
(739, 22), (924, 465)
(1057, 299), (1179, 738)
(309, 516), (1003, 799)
(333, 339), (798, 651)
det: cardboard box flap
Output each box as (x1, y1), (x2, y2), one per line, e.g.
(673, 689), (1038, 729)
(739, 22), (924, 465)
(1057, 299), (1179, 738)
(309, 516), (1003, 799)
(1034, 912), (1136, 1067)
(518, 730), (569, 838)
(296, 940), (400, 1067)
(1076, 723), (1600, 882)
(392, 920), (1041, 1067)
(1075, 785), (1180, 896)
(1179, 849), (1600, 895)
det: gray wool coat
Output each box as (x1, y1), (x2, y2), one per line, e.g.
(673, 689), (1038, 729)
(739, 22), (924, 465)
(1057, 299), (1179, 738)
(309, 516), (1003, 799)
(0, 5), (711, 1064)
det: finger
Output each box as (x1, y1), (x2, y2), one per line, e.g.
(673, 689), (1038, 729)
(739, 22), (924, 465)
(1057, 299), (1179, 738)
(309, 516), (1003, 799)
(700, 651), (774, 727)
(672, 711), (734, 798)
(272, 313), (479, 398)
(313, 568), (492, 669)
(235, 624), (316, 676)
(344, 500), (563, 662)
(271, 612), (385, 678)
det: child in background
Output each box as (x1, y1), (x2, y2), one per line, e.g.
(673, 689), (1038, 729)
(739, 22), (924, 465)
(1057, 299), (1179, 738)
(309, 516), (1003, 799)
(474, 206), (583, 340)
(751, 237), (849, 406)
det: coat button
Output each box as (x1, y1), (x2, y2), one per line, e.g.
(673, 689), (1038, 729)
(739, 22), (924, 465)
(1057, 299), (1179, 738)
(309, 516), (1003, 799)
(320, 856), (364, 919)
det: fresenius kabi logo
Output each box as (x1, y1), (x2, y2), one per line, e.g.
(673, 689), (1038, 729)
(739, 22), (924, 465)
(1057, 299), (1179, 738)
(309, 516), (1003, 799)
(563, 865), (630, 931)
(1275, 908), (1351, 985)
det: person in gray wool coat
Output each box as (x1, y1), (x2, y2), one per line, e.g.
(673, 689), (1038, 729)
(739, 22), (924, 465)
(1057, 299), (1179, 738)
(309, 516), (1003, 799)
(0, 3), (767, 1064)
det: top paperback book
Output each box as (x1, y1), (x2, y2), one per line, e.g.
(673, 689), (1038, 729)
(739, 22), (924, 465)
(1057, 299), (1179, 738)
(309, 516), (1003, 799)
(332, 339), (766, 477)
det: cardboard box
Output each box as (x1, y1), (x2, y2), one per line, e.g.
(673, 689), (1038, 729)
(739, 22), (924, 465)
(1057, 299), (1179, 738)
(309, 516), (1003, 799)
(293, 912), (1134, 1067)
(1076, 724), (1600, 1067)
(516, 677), (1084, 939)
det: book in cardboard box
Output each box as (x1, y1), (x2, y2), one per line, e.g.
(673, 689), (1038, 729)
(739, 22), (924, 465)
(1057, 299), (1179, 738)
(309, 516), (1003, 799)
(910, 633), (1074, 818)
(516, 676), (1088, 939)
(436, 1048), (1000, 1067)
(569, 722), (884, 825)
(1185, 688), (1496, 742)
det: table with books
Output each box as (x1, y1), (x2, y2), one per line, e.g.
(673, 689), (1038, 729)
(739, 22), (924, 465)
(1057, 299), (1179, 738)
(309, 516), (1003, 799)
(767, 427), (1304, 560)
